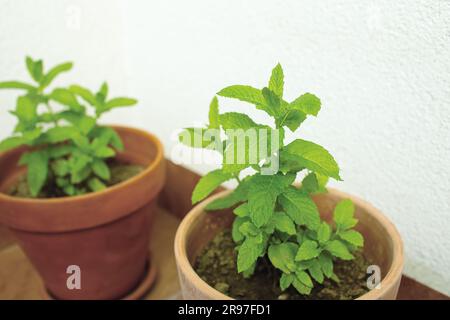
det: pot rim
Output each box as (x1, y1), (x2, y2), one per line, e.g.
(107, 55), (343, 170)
(0, 125), (164, 204)
(174, 188), (404, 300)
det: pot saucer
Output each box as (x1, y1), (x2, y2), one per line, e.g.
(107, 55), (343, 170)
(40, 254), (157, 300)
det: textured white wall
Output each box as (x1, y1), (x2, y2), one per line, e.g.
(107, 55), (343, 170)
(0, 0), (131, 134)
(0, 0), (449, 295)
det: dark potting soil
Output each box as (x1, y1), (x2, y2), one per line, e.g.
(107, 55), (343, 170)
(8, 162), (144, 198)
(194, 230), (371, 300)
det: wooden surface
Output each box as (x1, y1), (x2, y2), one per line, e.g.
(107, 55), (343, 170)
(397, 276), (448, 300)
(0, 160), (448, 300)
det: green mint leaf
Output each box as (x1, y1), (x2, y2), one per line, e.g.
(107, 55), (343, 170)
(330, 272), (340, 283)
(295, 270), (313, 288)
(300, 172), (329, 195)
(261, 87), (281, 117)
(205, 190), (243, 210)
(221, 141), (252, 174)
(0, 81), (35, 90)
(208, 96), (220, 129)
(338, 230), (364, 247)
(325, 240), (354, 260)
(91, 159), (111, 181)
(27, 150), (49, 197)
(268, 242), (298, 274)
(71, 134), (90, 151)
(105, 97), (137, 110)
(51, 159), (70, 177)
(247, 174), (294, 227)
(90, 127), (124, 151)
(96, 82), (109, 104)
(333, 199), (358, 229)
(0, 137), (26, 152)
(26, 57), (43, 82)
(233, 203), (250, 217)
(90, 132), (110, 151)
(242, 263), (257, 278)
(318, 252), (333, 278)
(191, 169), (233, 204)
(292, 278), (312, 295)
(95, 146), (115, 158)
(48, 145), (74, 159)
(179, 127), (219, 150)
(50, 88), (84, 113)
(217, 85), (265, 106)
(290, 93), (321, 116)
(58, 111), (95, 134)
(308, 259), (324, 284)
(78, 116), (96, 135)
(62, 184), (75, 195)
(279, 187), (321, 230)
(237, 238), (261, 273)
(16, 96), (38, 124)
(40, 62), (73, 89)
(248, 185), (277, 227)
(87, 177), (107, 192)
(70, 155), (92, 184)
(220, 112), (259, 130)
(295, 240), (320, 261)
(232, 216), (247, 242)
(301, 172), (319, 194)
(282, 139), (341, 180)
(56, 177), (69, 188)
(69, 85), (97, 106)
(239, 221), (260, 237)
(38, 112), (56, 123)
(280, 273), (294, 291)
(90, 135), (110, 150)
(316, 173), (329, 193)
(43, 126), (77, 144)
(277, 109), (307, 132)
(221, 120), (280, 174)
(317, 222), (331, 244)
(108, 129), (124, 151)
(22, 127), (42, 143)
(205, 176), (252, 210)
(100, 82), (109, 98)
(18, 152), (31, 166)
(268, 63), (284, 98)
(70, 152), (91, 171)
(271, 212), (296, 235)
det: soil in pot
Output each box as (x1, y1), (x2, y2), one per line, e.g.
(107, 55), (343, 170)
(195, 230), (371, 300)
(8, 160), (144, 198)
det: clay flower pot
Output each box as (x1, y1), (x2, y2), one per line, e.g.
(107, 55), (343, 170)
(175, 188), (404, 300)
(0, 126), (165, 300)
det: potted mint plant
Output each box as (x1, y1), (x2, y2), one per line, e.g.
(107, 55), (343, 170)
(0, 57), (165, 299)
(174, 64), (403, 300)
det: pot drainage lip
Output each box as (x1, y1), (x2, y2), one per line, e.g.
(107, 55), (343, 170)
(40, 253), (157, 300)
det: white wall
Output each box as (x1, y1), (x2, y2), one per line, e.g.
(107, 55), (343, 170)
(0, 0), (131, 132)
(1, 0), (449, 295)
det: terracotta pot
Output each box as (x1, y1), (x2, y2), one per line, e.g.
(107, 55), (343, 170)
(0, 126), (165, 300)
(175, 188), (404, 300)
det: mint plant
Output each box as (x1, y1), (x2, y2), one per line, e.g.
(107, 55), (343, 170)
(180, 64), (364, 295)
(0, 57), (137, 197)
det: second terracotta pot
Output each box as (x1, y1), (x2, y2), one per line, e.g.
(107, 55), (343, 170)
(175, 188), (404, 300)
(0, 126), (165, 300)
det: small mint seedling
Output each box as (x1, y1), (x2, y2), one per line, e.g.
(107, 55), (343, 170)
(180, 64), (364, 295)
(0, 57), (137, 197)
